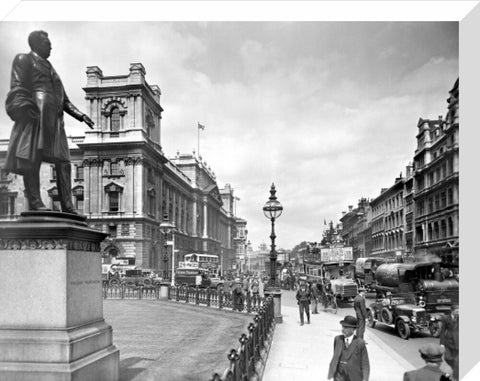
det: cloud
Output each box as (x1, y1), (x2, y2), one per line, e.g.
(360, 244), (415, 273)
(0, 22), (458, 249)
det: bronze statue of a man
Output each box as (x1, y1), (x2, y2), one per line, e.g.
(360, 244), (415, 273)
(4, 30), (94, 214)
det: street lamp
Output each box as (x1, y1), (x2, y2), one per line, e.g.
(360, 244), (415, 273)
(159, 214), (176, 287)
(162, 251), (169, 279)
(263, 183), (283, 287)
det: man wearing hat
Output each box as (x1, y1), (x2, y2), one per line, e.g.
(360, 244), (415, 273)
(353, 287), (368, 339)
(295, 281), (312, 325)
(328, 315), (370, 381)
(403, 343), (452, 381)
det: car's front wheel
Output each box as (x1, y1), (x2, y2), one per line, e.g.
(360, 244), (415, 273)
(396, 319), (411, 340)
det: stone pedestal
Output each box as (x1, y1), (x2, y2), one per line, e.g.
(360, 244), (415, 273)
(0, 212), (119, 380)
(264, 288), (283, 324)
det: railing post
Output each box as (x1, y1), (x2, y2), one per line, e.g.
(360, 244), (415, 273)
(246, 293), (252, 314)
(227, 349), (239, 381)
(239, 333), (249, 378)
(206, 287), (211, 307)
(248, 322), (258, 363)
(195, 286), (200, 305)
(219, 290), (223, 310)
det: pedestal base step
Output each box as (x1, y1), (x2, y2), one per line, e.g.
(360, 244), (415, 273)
(0, 345), (119, 381)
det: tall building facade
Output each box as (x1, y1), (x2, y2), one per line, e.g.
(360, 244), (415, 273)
(339, 198), (371, 260)
(337, 78), (458, 271)
(0, 63), (246, 275)
(370, 175), (407, 260)
(413, 79), (459, 267)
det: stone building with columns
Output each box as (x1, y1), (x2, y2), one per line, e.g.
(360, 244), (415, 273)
(0, 63), (246, 276)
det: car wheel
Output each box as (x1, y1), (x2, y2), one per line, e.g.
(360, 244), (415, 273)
(217, 284), (224, 291)
(429, 320), (442, 338)
(143, 278), (152, 287)
(381, 307), (393, 325)
(396, 319), (410, 340)
(109, 278), (120, 287)
(367, 310), (376, 328)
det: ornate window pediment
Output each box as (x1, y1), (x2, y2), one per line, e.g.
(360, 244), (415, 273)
(105, 182), (124, 193)
(72, 186), (84, 197)
(47, 186), (59, 198)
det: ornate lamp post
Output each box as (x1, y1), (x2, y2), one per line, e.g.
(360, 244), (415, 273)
(162, 251), (169, 280)
(159, 215), (176, 287)
(263, 183), (283, 287)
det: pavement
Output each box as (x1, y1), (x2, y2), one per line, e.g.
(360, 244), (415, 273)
(262, 304), (413, 381)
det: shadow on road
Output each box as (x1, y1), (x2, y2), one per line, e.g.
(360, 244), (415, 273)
(120, 356), (152, 381)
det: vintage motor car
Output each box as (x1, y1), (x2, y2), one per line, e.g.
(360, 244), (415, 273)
(367, 293), (429, 339)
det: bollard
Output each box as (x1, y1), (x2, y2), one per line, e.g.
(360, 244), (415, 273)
(159, 283), (170, 300)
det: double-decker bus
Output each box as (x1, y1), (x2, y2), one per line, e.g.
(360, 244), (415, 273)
(183, 253), (219, 274)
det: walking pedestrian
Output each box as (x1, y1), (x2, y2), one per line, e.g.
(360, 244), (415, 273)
(403, 343), (453, 381)
(295, 282), (312, 325)
(328, 315), (370, 381)
(310, 281), (321, 314)
(232, 282), (244, 312)
(439, 305), (459, 380)
(353, 288), (368, 339)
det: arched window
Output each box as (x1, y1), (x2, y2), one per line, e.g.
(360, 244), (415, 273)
(111, 107), (120, 132)
(102, 247), (119, 265)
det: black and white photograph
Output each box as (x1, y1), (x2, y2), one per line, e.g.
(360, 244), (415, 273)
(0, 1), (477, 381)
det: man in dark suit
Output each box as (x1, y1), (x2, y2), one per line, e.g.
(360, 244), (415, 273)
(403, 343), (452, 381)
(5, 30), (94, 213)
(328, 315), (370, 381)
(353, 288), (368, 339)
(440, 305), (459, 380)
(295, 282), (312, 325)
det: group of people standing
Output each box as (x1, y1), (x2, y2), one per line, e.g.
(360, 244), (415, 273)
(231, 274), (265, 312)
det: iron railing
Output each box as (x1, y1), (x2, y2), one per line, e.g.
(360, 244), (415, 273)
(210, 295), (275, 381)
(103, 284), (265, 314)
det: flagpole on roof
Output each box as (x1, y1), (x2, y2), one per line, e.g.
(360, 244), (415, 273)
(197, 122), (205, 157)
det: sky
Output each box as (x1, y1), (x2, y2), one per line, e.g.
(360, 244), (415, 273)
(0, 19), (459, 251)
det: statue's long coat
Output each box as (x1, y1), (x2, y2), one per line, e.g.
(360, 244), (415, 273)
(4, 51), (84, 174)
